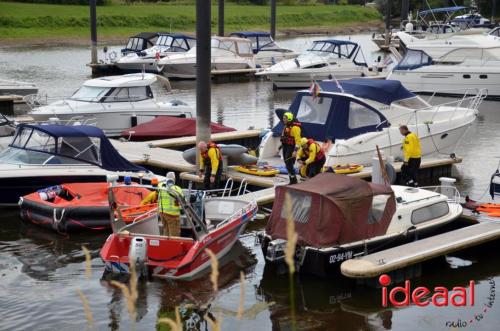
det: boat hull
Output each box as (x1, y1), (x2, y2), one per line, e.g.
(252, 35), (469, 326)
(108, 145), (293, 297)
(263, 69), (366, 89)
(162, 62), (254, 79)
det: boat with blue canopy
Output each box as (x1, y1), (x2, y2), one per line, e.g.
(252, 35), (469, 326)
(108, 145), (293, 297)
(258, 78), (484, 166)
(0, 124), (155, 206)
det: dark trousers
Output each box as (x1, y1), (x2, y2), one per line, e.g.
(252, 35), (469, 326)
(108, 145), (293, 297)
(401, 157), (421, 186)
(203, 163), (223, 191)
(306, 157), (326, 178)
(282, 144), (297, 184)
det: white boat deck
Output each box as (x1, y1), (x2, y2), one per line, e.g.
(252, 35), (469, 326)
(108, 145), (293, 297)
(340, 221), (500, 279)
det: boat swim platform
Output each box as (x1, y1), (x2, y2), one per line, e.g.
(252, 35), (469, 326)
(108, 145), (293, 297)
(340, 220), (500, 279)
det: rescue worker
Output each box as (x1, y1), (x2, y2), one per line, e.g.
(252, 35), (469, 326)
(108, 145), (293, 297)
(281, 112), (302, 184)
(399, 125), (422, 187)
(297, 137), (326, 178)
(141, 173), (184, 237)
(198, 141), (223, 190)
(140, 177), (159, 205)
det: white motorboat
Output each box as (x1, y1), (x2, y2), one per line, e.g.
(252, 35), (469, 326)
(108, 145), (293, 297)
(229, 32), (297, 66)
(258, 79), (485, 166)
(27, 73), (194, 136)
(115, 33), (195, 72)
(255, 39), (383, 89)
(0, 79), (38, 96)
(0, 123), (157, 206)
(260, 173), (462, 277)
(158, 36), (256, 79)
(387, 47), (500, 98)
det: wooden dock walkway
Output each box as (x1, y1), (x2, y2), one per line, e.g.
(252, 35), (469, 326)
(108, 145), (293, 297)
(340, 221), (500, 279)
(148, 129), (261, 149)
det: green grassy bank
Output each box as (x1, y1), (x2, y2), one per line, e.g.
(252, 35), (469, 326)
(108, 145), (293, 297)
(0, 2), (381, 43)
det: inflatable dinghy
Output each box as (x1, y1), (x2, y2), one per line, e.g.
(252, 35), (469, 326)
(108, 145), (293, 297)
(234, 165), (280, 177)
(183, 144), (258, 166)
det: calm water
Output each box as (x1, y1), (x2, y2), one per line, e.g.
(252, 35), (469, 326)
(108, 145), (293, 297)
(1, 35), (500, 331)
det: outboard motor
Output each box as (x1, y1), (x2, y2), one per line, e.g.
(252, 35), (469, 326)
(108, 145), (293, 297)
(129, 236), (147, 277)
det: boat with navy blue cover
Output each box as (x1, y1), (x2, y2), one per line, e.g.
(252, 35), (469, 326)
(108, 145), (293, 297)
(229, 32), (297, 66)
(255, 39), (383, 89)
(0, 123), (154, 206)
(258, 78), (485, 166)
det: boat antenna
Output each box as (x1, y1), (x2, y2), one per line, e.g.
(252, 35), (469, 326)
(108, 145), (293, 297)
(141, 64), (145, 79)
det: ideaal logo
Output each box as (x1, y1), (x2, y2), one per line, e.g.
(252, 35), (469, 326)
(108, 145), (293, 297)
(378, 274), (496, 328)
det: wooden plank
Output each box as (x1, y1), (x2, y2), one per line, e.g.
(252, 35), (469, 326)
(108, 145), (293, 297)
(149, 129), (261, 149)
(340, 221), (500, 279)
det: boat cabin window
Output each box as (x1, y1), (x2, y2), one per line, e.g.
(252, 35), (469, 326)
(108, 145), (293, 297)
(489, 28), (500, 37)
(57, 136), (101, 165)
(24, 130), (56, 153)
(212, 39), (237, 53)
(0, 147), (87, 165)
(186, 38), (196, 49)
(280, 191), (311, 224)
(104, 86), (151, 102)
(296, 95), (332, 125)
(237, 42), (252, 56)
(258, 36), (277, 50)
(70, 86), (111, 102)
(11, 127), (33, 148)
(368, 194), (391, 224)
(156, 35), (174, 47)
(395, 49), (432, 70)
(126, 38), (143, 51)
(411, 201), (449, 224)
(348, 101), (382, 129)
(392, 96), (429, 110)
(309, 41), (355, 59)
(170, 38), (189, 52)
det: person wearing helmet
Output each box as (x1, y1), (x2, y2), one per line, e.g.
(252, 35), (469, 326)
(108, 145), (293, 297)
(297, 137), (326, 179)
(140, 177), (160, 205)
(280, 112), (302, 184)
(198, 140), (223, 190)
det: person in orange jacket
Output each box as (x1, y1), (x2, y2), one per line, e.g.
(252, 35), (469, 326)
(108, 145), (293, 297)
(198, 141), (223, 190)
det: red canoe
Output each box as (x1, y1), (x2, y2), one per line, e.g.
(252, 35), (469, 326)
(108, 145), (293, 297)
(121, 116), (236, 141)
(19, 183), (154, 233)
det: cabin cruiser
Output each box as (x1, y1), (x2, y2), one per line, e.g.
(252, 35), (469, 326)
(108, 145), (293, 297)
(229, 32), (297, 66)
(101, 182), (258, 279)
(0, 79), (38, 96)
(255, 39), (383, 89)
(260, 173), (462, 277)
(115, 33), (195, 72)
(158, 36), (256, 79)
(387, 47), (500, 98)
(27, 73), (194, 136)
(120, 32), (162, 56)
(257, 79), (484, 166)
(0, 124), (155, 206)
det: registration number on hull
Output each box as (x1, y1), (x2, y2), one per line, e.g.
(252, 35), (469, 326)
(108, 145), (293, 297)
(329, 251), (353, 264)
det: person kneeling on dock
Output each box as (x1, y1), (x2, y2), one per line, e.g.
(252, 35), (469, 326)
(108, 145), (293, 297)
(281, 112), (302, 184)
(297, 137), (326, 179)
(141, 173), (184, 237)
(198, 141), (223, 190)
(400, 125), (421, 187)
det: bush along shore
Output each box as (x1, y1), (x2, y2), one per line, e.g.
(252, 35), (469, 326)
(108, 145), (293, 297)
(0, 2), (382, 45)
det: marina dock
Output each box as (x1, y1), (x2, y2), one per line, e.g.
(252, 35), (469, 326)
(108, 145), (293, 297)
(340, 220), (500, 279)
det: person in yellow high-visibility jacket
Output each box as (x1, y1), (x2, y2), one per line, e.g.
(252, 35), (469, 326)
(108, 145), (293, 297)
(296, 138), (326, 178)
(281, 112), (302, 184)
(400, 125), (422, 187)
(198, 141), (223, 190)
(141, 173), (184, 237)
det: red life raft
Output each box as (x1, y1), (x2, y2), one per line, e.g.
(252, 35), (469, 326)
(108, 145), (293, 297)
(19, 183), (153, 233)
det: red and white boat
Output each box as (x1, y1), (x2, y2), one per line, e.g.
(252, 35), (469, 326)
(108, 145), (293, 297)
(100, 184), (258, 279)
(19, 182), (154, 233)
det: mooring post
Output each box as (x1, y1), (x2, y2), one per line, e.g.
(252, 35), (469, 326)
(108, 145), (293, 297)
(89, 0), (97, 68)
(196, 0), (212, 166)
(384, 0), (391, 47)
(270, 0), (276, 39)
(492, 0), (497, 24)
(401, 0), (409, 23)
(218, 0), (224, 36)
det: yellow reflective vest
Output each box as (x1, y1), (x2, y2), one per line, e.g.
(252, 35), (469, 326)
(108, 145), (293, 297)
(158, 183), (184, 216)
(402, 132), (422, 162)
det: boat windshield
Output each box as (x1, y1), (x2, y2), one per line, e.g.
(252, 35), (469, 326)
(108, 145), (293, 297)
(125, 37), (145, 51)
(70, 85), (111, 102)
(394, 49), (432, 70)
(156, 35), (174, 47)
(256, 36), (278, 50)
(392, 96), (430, 109)
(306, 41), (356, 59)
(211, 39), (237, 53)
(7, 126), (102, 166)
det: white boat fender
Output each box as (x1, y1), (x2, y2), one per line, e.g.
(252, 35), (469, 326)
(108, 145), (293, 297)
(182, 144), (258, 166)
(129, 236), (148, 267)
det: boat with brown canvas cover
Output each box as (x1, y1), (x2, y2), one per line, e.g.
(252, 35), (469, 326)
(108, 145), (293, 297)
(259, 173), (462, 277)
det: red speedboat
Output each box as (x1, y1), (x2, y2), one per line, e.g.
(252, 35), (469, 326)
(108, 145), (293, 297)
(100, 184), (258, 279)
(19, 182), (153, 233)
(121, 116), (236, 141)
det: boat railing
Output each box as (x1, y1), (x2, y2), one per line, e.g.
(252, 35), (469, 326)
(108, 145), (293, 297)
(214, 196), (258, 229)
(419, 185), (462, 213)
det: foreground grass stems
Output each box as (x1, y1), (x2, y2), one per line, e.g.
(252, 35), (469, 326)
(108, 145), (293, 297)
(110, 260), (139, 325)
(82, 245), (92, 279)
(76, 289), (94, 330)
(157, 307), (182, 331)
(206, 248), (219, 294)
(284, 192), (298, 331)
(237, 271), (245, 320)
